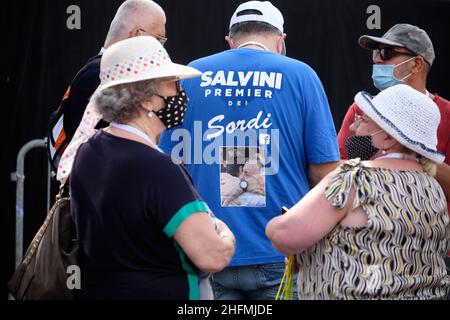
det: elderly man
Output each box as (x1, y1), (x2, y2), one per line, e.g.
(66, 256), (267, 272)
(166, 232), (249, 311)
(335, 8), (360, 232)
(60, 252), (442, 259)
(49, 0), (166, 172)
(159, 1), (339, 300)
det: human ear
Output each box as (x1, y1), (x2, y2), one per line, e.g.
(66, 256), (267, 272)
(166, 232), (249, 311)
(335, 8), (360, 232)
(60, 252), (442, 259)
(141, 101), (154, 113)
(383, 134), (398, 150)
(411, 56), (425, 74)
(278, 34), (287, 55)
(225, 35), (234, 49)
(130, 27), (143, 38)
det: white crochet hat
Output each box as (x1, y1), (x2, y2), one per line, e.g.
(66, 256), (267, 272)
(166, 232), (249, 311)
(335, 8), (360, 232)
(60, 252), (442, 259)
(98, 36), (201, 91)
(355, 84), (444, 163)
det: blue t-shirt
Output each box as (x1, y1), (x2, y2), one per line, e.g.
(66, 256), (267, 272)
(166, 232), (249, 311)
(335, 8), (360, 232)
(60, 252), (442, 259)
(159, 49), (339, 266)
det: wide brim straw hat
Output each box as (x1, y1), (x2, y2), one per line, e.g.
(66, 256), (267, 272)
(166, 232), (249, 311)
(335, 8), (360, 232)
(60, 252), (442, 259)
(98, 36), (201, 91)
(355, 84), (444, 163)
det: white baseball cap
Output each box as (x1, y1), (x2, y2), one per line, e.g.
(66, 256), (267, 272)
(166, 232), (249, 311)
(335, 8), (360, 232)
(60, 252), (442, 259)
(229, 1), (284, 33)
(98, 36), (201, 91)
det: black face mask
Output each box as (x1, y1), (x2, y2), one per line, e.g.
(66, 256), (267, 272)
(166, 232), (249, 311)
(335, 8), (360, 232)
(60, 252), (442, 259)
(345, 135), (380, 160)
(155, 90), (189, 130)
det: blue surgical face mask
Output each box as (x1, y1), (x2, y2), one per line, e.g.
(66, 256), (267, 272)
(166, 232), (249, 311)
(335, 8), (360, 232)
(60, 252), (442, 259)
(372, 56), (416, 91)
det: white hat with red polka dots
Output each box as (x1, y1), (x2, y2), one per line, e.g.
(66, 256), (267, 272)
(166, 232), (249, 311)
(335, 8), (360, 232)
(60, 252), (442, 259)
(98, 36), (201, 91)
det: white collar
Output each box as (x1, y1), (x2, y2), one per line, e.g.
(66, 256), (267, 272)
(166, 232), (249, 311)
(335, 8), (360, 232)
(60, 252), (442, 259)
(110, 122), (162, 152)
(374, 152), (419, 162)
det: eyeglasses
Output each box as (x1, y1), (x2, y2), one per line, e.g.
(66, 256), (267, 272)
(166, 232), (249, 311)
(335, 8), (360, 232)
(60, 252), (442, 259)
(372, 47), (416, 61)
(138, 29), (167, 46)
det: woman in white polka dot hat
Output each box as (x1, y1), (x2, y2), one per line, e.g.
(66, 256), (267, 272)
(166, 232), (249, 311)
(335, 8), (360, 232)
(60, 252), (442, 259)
(267, 84), (450, 299)
(63, 36), (235, 300)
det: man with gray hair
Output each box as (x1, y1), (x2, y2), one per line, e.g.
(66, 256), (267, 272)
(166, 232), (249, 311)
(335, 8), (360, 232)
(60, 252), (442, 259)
(159, 1), (339, 300)
(49, 0), (166, 172)
(103, 0), (166, 48)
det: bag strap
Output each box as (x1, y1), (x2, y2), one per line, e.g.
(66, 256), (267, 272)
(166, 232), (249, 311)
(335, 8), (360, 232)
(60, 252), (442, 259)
(56, 180), (69, 200)
(10, 186), (70, 295)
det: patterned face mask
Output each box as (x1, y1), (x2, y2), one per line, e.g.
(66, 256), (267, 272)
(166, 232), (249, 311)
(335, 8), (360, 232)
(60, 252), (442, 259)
(155, 85), (188, 130)
(345, 130), (383, 160)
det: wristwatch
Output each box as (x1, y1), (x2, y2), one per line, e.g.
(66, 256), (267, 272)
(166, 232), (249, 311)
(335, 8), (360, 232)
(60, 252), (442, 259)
(239, 179), (248, 192)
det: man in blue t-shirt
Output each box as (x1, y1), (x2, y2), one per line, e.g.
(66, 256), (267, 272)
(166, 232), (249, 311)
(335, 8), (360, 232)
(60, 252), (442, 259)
(159, 1), (339, 300)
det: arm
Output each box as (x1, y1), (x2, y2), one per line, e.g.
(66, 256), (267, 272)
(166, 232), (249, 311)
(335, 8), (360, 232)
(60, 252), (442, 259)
(64, 56), (102, 138)
(337, 103), (361, 160)
(436, 162), (450, 201)
(246, 173), (265, 195)
(308, 161), (339, 187)
(435, 129), (450, 202)
(300, 66), (340, 178)
(153, 159), (235, 273)
(266, 170), (353, 255)
(174, 213), (235, 273)
(220, 172), (243, 206)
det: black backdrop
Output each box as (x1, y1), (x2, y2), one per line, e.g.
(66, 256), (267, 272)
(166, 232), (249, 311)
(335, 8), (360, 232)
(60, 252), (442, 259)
(1, 0), (449, 299)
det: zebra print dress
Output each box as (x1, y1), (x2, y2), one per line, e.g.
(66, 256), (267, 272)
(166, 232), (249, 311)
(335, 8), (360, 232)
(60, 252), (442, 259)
(296, 159), (450, 300)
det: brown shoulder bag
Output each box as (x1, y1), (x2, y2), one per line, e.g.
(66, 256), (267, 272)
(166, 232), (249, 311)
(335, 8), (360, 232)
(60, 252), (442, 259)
(8, 188), (78, 300)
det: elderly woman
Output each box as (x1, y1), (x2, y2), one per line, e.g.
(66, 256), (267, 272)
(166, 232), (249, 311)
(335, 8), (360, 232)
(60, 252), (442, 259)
(266, 84), (450, 299)
(62, 36), (235, 300)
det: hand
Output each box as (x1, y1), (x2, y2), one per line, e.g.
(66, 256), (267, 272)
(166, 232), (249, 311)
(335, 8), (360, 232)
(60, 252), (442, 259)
(214, 217), (228, 234)
(220, 173), (243, 205)
(215, 218), (236, 248)
(245, 173), (265, 195)
(242, 162), (265, 195)
(285, 256), (299, 273)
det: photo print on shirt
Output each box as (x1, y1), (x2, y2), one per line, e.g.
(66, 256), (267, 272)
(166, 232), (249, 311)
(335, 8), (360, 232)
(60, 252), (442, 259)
(220, 146), (266, 207)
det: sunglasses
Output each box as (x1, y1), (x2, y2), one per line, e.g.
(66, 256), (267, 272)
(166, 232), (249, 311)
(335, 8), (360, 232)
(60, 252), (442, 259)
(372, 47), (416, 61)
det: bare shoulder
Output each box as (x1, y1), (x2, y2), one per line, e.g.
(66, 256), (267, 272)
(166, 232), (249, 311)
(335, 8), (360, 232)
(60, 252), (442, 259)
(362, 159), (423, 172)
(318, 167), (343, 186)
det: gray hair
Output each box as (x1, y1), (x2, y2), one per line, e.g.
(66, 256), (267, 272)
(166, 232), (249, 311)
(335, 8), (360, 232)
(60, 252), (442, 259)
(94, 79), (160, 123)
(105, 0), (165, 45)
(229, 21), (281, 39)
